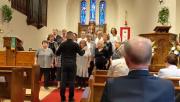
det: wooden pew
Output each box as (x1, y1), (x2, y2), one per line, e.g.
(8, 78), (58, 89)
(165, 77), (180, 91)
(0, 67), (24, 102)
(0, 51), (40, 101)
(80, 69), (108, 102)
(0, 65), (40, 102)
(93, 70), (108, 75)
(0, 51), (6, 66)
(15, 51), (35, 66)
(88, 69), (108, 102)
(89, 75), (106, 102)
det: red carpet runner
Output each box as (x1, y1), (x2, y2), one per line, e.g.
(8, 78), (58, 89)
(41, 88), (83, 102)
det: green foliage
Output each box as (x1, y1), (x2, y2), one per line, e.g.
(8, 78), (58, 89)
(1, 5), (13, 23)
(158, 6), (169, 25)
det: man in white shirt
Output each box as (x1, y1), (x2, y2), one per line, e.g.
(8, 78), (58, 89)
(95, 30), (103, 45)
(77, 31), (87, 44)
(158, 54), (180, 78)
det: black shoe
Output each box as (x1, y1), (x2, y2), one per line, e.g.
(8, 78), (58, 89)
(61, 97), (66, 102)
(69, 98), (75, 102)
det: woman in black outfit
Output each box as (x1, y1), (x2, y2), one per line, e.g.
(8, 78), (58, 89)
(103, 33), (113, 69)
(95, 41), (108, 70)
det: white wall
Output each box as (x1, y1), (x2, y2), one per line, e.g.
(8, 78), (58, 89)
(0, 0), (68, 50)
(176, 0), (180, 34)
(0, 0), (179, 50)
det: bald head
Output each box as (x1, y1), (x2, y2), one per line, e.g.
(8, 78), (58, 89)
(124, 37), (152, 66)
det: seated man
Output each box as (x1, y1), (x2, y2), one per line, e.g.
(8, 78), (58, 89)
(101, 37), (175, 102)
(158, 53), (180, 78)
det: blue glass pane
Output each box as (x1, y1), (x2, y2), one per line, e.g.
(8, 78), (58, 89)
(99, 0), (106, 25)
(80, 0), (87, 24)
(90, 0), (96, 22)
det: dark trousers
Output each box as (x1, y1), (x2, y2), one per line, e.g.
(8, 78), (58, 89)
(56, 67), (61, 81)
(50, 67), (57, 81)
(60, 64), (76, 100)
(88, 61), (94, 77)
(40, 68), (51, 87)
(77, 76), (86, 87)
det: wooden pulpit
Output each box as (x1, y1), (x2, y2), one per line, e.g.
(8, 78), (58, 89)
(3, 37), (22, 66)
(140, 26), (177, 72)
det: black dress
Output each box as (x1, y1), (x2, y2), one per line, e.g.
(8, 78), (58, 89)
(104, 41), (113, 69)
(95, 48), (108, 70)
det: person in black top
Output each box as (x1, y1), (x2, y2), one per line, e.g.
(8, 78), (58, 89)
(47, 34), (57, 54)
(52, 29), (62, 44)
(103, 33), (113, 69)
(47, 34), (57, 81)
(56, 31), (85, 102)
(16, 41), (25, 51)
(95, 41), (108, 70)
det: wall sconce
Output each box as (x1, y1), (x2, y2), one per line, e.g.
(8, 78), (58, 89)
(159, 0), (164, 5)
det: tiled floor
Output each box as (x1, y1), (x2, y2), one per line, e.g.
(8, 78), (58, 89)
(1, 86), (57, 102)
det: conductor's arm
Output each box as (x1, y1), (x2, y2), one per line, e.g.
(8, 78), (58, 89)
(76, 44), (85, 56)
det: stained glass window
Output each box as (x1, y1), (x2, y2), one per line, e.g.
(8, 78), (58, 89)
(90, 0), (96, 22)
(99, 0), (106, 25)
(80, 0), (87, 25)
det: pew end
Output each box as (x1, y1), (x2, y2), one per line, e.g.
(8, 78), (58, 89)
(165, 77), (180, 91)
(0, 67), (25, 102)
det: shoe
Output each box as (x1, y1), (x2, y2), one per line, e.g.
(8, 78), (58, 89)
(69, 98), (75, 102)
(61, 96), (66, 102)
(44, 87), (49, 90)
(82, 87), (85, 90)
(77, 86), (81, 90)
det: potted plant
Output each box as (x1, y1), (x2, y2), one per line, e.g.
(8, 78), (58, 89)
(154, 6), (170, 33)
(1, 5), (12, 23)
(158, 6), (169, 25)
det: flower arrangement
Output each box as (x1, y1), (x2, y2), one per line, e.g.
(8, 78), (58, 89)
(152, 41), (157, 56)
(170, 41), (180, 56)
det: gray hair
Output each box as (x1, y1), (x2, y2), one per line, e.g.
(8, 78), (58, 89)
(124, 37), (152, 64)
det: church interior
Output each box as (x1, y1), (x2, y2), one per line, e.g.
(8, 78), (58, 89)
(0, 0), (180, 102)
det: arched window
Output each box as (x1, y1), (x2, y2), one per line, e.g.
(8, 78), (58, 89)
(90, 0), (96, 22)
(99, 0), (106, 25)
(80, 0), (87, 25)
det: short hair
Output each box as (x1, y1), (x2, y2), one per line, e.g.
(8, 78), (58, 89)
(166, 54), (178, 65)
(111, 28), (117, 35)
(103, 33), (110, 40)
(66, 31), (74, 39)
(124, 40), (152, 64)
(47, 34), (54, 40)
(79, 40), (87, 46)
(42, 40), (49, 44)
(73, 33), (78, 37)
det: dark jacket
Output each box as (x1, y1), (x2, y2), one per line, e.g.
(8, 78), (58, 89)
(95, 48), (108, 70)
(56, 39), (85, 66)
(54, 35), (63, 44)
(104, 41), (113, 59)
(49, 41), (56, 54)
(101, 70), (175, 102)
